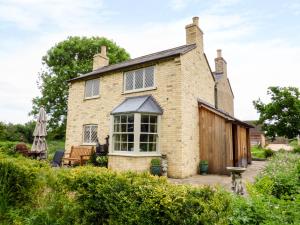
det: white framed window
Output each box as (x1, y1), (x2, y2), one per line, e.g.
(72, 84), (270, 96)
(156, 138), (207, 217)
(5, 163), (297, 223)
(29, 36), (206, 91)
(140, 115), (158, 152)
(83, 124), (98, 144)
(85, 78), (100, 98)
(124, 66), (155, 92)
(113, 114), (134, 151)
(111, 113), (159, 154)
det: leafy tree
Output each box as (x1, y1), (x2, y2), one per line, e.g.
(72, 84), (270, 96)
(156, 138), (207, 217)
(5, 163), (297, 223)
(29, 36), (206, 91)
(0, 121), (36, 142)
(253, 86), (300, 139)
(31, 37), (130, 139)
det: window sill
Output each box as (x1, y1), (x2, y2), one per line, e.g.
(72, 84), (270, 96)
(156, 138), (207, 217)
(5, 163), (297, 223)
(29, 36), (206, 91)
(122, 87), (157, 95)
(84, 95), (100, 100)
(82, 143), (96, 146)
(108, 152), (161, 157)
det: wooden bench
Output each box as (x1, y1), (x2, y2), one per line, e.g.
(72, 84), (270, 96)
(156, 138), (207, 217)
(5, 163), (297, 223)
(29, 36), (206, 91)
(63, 146), (94, 166)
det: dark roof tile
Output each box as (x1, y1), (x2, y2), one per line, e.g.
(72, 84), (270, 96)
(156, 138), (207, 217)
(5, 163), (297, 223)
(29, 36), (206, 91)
(69, 44), (196, 82)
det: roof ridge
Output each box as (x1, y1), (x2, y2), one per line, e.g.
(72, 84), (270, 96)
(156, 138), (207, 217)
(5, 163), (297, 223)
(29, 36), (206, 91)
(92, 44), (196, 74)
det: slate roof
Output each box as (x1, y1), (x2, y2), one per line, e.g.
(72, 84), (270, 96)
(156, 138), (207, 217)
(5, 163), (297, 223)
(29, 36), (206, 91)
(111, 95), (163, 115)
(69, 44), (197, 82)
(198, 98), (253, 128)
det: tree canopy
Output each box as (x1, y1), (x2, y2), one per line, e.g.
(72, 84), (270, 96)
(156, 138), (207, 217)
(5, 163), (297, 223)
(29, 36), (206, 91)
(253, 86), (300, 139)
(31, 36), (130, 139)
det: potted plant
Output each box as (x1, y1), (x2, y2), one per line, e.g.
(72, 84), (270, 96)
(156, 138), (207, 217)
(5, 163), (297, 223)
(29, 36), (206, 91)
(199, 160), (208, 175)
(150, 158), (161, 176)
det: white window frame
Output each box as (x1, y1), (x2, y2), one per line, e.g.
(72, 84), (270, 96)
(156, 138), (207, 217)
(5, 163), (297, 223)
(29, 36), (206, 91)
(109, 113), (161, 156)
(123, 66), (156, 94)
(84, 78), (100, 99)
(82, 124), (98, 145)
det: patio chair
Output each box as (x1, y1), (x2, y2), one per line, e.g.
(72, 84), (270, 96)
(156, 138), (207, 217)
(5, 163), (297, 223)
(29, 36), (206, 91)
(51, 150), (65, 167)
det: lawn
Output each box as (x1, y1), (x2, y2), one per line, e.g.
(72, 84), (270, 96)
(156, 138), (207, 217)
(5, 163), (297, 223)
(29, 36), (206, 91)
(251, 145), (266, 159)
(47, 140), (65, 159)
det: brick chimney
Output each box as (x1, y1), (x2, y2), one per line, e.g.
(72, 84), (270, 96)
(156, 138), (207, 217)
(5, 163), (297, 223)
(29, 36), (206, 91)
(185, 16), (204, 52)
(214, 49), (227, 76)
(93, 45), (109, 70)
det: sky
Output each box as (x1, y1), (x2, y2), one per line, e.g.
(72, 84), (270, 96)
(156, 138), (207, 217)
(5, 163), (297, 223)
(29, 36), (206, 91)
(0, 0), (299, 124)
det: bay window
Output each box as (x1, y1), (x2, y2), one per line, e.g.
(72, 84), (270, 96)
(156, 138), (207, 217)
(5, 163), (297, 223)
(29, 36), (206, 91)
(112, 114), (160, 154)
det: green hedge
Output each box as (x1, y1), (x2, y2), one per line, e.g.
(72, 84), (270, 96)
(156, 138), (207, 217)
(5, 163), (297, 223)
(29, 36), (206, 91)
(1, 148), (299, 225)
(0, 153), (48, 219)
(62, 166), (232, 225)
(0, 152), (232, 225)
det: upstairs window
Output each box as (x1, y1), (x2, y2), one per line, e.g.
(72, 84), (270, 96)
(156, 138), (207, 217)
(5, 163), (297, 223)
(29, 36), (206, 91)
(85, 78), (100, 98)
(124, 66), (155, 92)
(83, 124), (98, 144)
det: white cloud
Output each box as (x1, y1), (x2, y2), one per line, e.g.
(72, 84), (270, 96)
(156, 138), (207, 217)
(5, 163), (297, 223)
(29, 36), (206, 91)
(0, 0), (299, 124)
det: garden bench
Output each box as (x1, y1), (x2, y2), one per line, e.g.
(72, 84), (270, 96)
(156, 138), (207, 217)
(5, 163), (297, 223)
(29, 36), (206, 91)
(63, 146), (94, 166)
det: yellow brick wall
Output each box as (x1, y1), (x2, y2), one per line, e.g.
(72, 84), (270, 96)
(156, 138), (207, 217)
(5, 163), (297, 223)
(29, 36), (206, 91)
(216, 77), (234, 116)
(65, 58), (185, 178)
(180, 48), (215, 177)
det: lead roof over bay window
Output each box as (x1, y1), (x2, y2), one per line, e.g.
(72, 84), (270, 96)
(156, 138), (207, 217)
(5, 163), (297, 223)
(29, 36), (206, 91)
(111, 95), (163, 115)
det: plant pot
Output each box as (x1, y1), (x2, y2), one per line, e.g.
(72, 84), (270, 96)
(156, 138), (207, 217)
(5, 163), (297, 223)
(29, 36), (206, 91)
(150, 165), (161, 176)
(199, 162), (208, 175)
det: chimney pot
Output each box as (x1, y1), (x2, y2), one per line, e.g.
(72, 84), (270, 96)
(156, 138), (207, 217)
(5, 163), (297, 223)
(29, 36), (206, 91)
(217, 49), (222, 58)
(192, 16), (199, 26)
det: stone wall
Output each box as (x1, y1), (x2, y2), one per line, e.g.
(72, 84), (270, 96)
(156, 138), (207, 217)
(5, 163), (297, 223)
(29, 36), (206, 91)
(216, 78), (234, 116)
(66, 58), (186, 178)
(179, 48), (216, 177)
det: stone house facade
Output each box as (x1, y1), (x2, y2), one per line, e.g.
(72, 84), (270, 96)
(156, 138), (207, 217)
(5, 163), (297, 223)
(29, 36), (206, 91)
(65, 17), (237, 178)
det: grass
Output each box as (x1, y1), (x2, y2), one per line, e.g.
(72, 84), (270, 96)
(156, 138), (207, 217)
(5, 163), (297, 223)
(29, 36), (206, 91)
(251, 145), (267, 159)
(47, 140), (65, 159)
(0, 140), (65, 160)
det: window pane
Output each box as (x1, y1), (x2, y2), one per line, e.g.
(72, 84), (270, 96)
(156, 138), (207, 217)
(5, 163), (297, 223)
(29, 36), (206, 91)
(140, 143), (147, 152)
(121, 124), (127, 132)
(141, 124), (149, 132)
(128, 143), (134, 151)
(145, 66), (154, 88)
(135, 69), (143, 89)
(128, 115), (134, 123)
(90, 126), (98, 143)
(128, 123), (134, 132)
(83, 127), (90, 143)
(114, 134), (121, 142)
(114, 116), (120, 123)
(128, 134), (134, 142)
(148, 143), (156, 152)
(150, 124), (157, 133)
(114, 142), (120, 151)
(121, 142), (128, 151)
(140, 134), (148, 142)
(150, 115), (157, 124)
(125, 72), (134, 91)
(114, 124), (120, 132)
(141, 115), (149, 123)
(92, 79), (100, 96)
(85, 80), (93, 98)
(121, 134), (127, 142)
(121, 115), (127, 123)
(148, 134), (156, 142)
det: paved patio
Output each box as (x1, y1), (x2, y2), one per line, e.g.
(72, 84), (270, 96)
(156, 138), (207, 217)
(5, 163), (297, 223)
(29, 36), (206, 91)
(168, 160), (267, 192)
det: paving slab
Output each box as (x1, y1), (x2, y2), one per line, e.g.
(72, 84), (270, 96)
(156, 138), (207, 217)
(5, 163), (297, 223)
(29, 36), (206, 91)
(168, 161), (267, 192)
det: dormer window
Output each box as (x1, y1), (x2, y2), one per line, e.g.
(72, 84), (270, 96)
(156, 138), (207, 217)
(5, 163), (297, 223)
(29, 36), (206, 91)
(124, 66), (155, 92)
(85, 78), (100, 99)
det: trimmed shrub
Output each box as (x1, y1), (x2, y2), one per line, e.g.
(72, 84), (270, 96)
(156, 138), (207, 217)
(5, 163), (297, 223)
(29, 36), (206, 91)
(0, 154), (48, 218)
(62, 166), (232, 225)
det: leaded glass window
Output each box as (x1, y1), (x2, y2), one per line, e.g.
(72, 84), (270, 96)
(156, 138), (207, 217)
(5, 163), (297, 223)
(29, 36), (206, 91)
(83, 124), (98, 144)
(124, 66), (155, 92)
